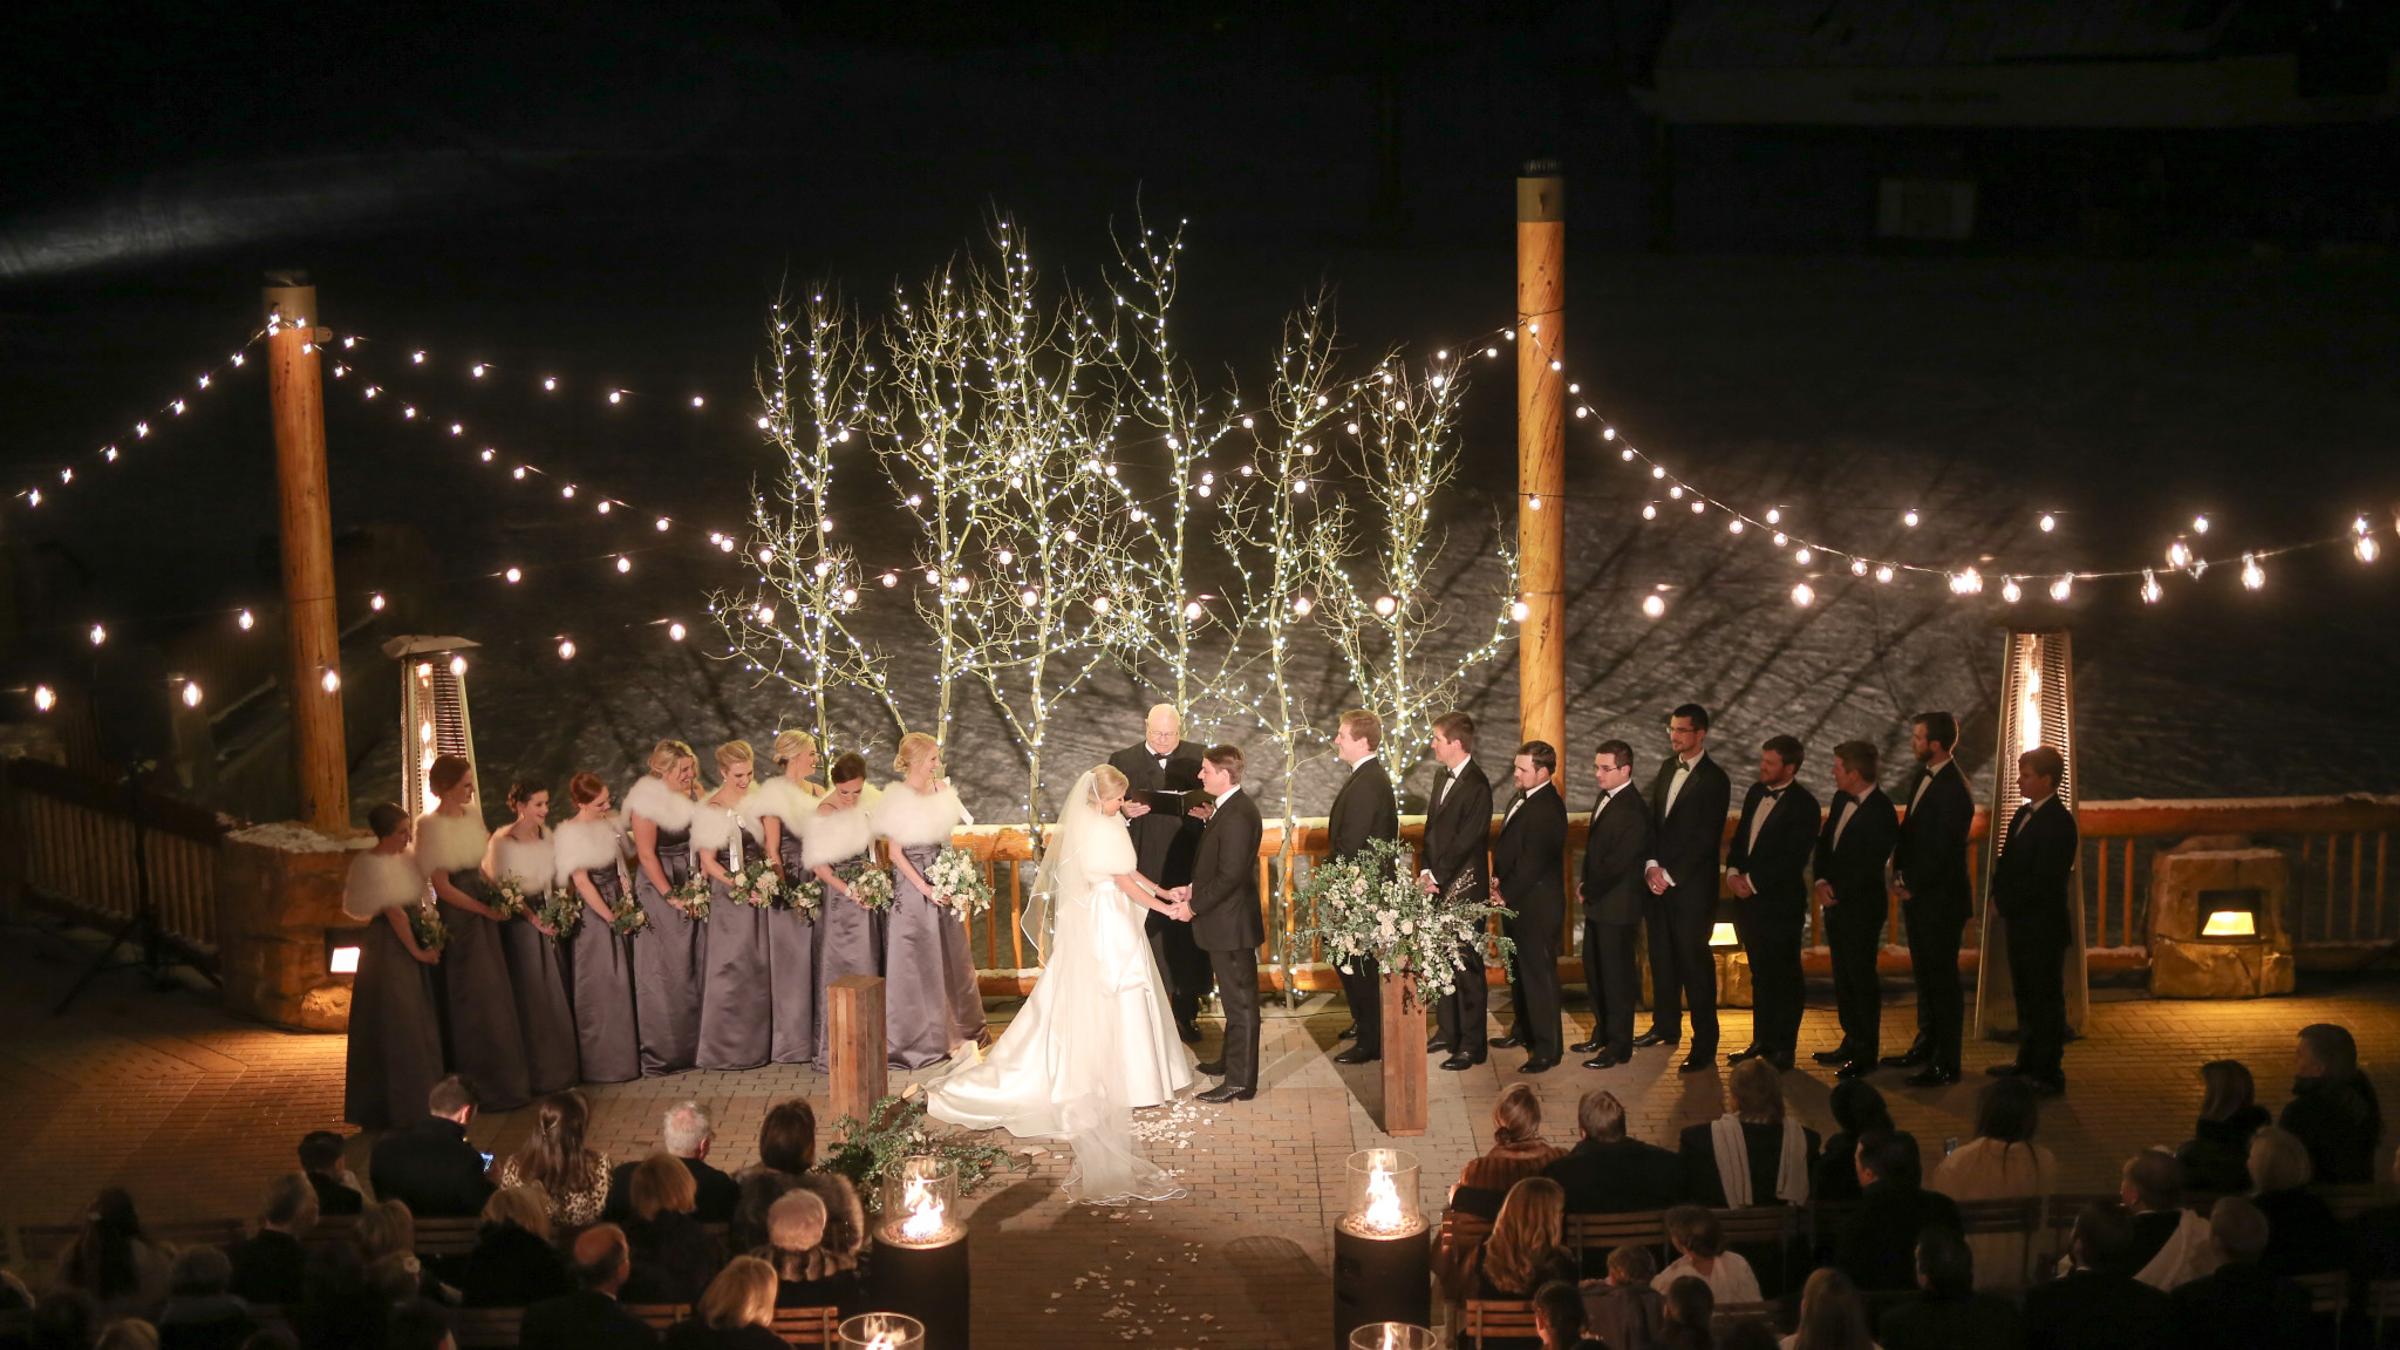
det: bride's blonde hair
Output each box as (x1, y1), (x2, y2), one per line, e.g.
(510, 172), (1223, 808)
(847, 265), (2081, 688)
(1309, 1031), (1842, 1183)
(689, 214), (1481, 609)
(1090, 765), (1128, 801)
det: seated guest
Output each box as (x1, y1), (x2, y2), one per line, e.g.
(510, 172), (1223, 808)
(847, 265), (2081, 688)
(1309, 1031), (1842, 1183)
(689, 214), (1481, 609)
(1580, 1245), (1663, 1350)
(2166, 1196), (2311, 1350)
(226, 1175), (317, 1306)
(730, 1100), (818, 1252)
(2175, 1060), (2268, 1196)
(1813, 1080), (1913, 1208)
(155, 1249), (255, 1350)
(1658, 1275), (1713, 1350)
(2279, 1023), (2382, 1185)
(1529, 1279), (1604, 1350)
(1679, 1058), (1819, 1208)
(2118, 1149), (2213, 1290)
(1452, 1085), (1569, 1221)
(664, 1258), (784, 1350)
(1834, 1129), (1961, 1293)
(619, 1154), (727, 1306)
(352, 1201), (456, 1305)
(520, 1227), (657, 1350)
(295, 1133), (364, 1219)
(456, 1185), (571, 1309)
(497, 1091), (613, 1230)
(1877, 1226), (2022, 1350)
(1782, 1267), (1873, 1350)
(55, 1188), (172, 1322)
(607, 1103), (740, 1225)
(2019, 1201), (2171, 1350)
(1541, 1089), (1683, 1214)
(2245, 1125), (2350, 1277)
(751, 1192), (865, 1318)
(1928, 1077), (2056, 1289)
(95, 1322), (161, 1350)
(1718, 1320), (1779, 1350)
(292, 1241), (377, 1350)
(380, 1301), (452, 1350)
(1453, 1178), (1575, 1311)
(368, 1077), (495, 1220)
(1654, 1206), (1761, 1305)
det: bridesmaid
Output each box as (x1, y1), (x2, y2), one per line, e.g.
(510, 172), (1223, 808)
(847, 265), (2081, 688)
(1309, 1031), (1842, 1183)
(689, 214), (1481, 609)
(872, 733), (988, 1067)
(483, 780), (580, 1095)
(417, 754), (532, 1110)
(624, 739), (705, 1076)
(694, 740), (771, 1072)
(555, 772), (639, 1083)
(749, 730), (824, 1066)
(343, 803), (445, 1130)
(806, 752), (882, 1068)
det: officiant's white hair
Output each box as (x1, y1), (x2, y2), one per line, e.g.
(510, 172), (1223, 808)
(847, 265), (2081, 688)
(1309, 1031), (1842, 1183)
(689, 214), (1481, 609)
(1145, 704), (1181, 733)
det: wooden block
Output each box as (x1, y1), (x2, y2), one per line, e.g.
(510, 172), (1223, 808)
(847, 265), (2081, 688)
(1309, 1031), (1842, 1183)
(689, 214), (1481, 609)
(828, 974), (887, 1124)
(1379, 971), (1428, 1137)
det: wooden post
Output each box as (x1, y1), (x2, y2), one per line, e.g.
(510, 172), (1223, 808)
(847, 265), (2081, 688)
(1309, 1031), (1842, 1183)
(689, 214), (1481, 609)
(263, 275), (349, 835)
(828, 973), (888, 1123)
(1378, 971), (1428, 1136)
(1516, 164), (1567, 776)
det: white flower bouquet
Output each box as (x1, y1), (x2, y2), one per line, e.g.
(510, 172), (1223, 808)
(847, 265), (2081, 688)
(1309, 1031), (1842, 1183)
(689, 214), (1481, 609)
(667, 874), (712, 922)
(726, 858), (780, 909)
(1296, 837), (1515, 999)
(409, 901), (450, 955)
(491, 874), (538, 921)
(537, 887), (583, 940)
(779, 875), (824, 921)
(926, 846), (992, 920)
(837, 860), (894, 912)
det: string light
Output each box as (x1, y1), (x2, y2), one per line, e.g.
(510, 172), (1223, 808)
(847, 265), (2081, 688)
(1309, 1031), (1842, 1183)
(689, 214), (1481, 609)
(2193, 514), (2210, 534)
(2039, 513), (2057, 533)
(1641, 593), (1666, 618)
(10, 325), (264, 518)
(2141, 570), (2164, 604)
(180, 680), (203, 708)
(2359, 534), (2382, 564)
(2001, 577), (2023, 604)
(1789, 582), (1814, 607)
(504, 566), (523, 584)
(2167, 539), (2192, 569)
(558, 638), (577, 660)
(449, 655), (468, 677)
(319, 668), (341, 693)
(237, 609), (255, 630)
(33, 685), (57, 713)
(1902, 508), (1921, 528)
(2241, 553), (2265, 589)
(668, 621), (687, 641)
(2049, 574), (2074, 602)
(615, 556), (632, 574)
(88, 623), (106, 647)
(369, 592), (386, 612)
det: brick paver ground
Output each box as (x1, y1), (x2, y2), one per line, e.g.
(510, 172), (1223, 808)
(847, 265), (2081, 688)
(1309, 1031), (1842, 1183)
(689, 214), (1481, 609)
(5, 927), (2394, 1348)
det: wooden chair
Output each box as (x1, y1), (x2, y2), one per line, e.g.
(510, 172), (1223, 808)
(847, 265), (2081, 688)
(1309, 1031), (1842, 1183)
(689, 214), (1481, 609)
(1710, 1300), (1778, 1335)
(413, 1217), (481, 1257)
(447, 1308), (523, 1349)
(1461, 1299), (1540, 1350)
(2362, 1277), (2400, 1346)
(2318, 1184), (2396, 1223)
(2292, 1269), (2351, 1339)
(625, 1304), (688, 1333)
(1712, 1206), (1799, 1291)
(769, 1305), (841, 1347)
(1952, 1196), (2048, 1287)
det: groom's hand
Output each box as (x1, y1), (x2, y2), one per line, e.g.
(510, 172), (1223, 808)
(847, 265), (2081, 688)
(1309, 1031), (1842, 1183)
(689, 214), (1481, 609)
(1167, 885), (1192, 903)
(1122, 801), (1151, 819)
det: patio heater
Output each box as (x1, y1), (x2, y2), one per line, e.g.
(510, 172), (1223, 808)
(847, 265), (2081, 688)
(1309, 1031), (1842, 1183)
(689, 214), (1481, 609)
(1973, 628), (2089, 1041)
(383, 635), (481, 818)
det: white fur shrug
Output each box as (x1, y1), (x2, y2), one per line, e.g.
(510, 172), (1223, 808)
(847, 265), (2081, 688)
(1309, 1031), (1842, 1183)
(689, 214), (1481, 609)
(415, 810), (490, 875)
(744, 777), (820, 829)
(552, 818), (624, 888)
(801, 800), (876, 869)
(621, 775), (697, 834)
(870, 782), (966, 849)
(345, 849), (428, 920)
(487, 829), (554, 890)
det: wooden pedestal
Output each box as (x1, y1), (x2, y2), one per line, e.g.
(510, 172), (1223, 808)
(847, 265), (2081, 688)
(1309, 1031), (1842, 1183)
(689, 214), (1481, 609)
(828, 973), (887, 1123)
(1379, 972), (1427, 1137)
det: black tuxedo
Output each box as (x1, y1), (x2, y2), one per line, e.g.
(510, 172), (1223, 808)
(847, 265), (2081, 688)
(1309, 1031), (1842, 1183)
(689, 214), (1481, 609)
(1725, 779), (1821, 1059)
(1326, 756), (1400, 1053)
(1187, 786), (1265, 1090)
(1108, 738), (1213, 1025)
(1990, 795), (2078, 1081)
(1894, 759), (1975, 1073)
(1814, 786), (1899, 1063)
(1420, 758), (1494, 1054)
(1645, 752), (1731, 1053)
(368, 1115), (494, 1219)
(1540, 1135), (1683, 1214)
(1577, 784), (1651, 1059)
(1493, 782), (1568, 1060)
(520, 1290), (660, 1350)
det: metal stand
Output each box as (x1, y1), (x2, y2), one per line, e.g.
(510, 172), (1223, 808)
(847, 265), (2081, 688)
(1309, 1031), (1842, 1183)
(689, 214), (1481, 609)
(52, 761), (213, 1014)
(1333, 1226), (1431, 1349)
(871, 1232), (970, 1350)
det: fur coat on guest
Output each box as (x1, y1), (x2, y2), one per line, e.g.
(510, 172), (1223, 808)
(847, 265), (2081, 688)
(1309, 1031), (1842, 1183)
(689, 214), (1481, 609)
(552, 819), (624, 888)
(416, 809), (491, 876)
(869, 782), (967, 848)
(344, 849), (428, 920)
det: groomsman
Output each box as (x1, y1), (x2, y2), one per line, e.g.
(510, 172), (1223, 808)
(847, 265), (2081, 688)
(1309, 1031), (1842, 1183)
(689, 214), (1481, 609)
(1492, 741), (1568, 1073)
(1988, 745), (2077, 1098)
(1812, 740), (1899, 1081)
(1575, 742), (1650, 1069)
(1883, 711), (1975, 1087)
(1723, 735), (1821, 1071)
(1181, 745), (1265, 1104)
(1109, 704), (1210, 1044)
(1421, 712), (1495, 1071)
(1327, 710), (1399, 1066)
(1640, 704), (1732, 1073)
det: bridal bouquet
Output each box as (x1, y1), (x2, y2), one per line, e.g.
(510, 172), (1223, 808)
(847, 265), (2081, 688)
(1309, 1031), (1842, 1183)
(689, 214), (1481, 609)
(608, 894), (650, 935)
(726, 859), (780, 909)
(837, 860), (894, 912)
(537, 887), (583, 940)
(667, 875), (712, 922)
(409, 900), (450, 955)
(926, 846), (992, 920)
(491, 875), (538, 921)
(779, 876), (824, 922)
(1296, 837), (1516, 999)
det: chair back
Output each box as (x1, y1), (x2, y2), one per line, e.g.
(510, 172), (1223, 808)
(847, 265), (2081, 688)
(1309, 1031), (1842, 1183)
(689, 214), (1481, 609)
(625, 1304), (687, 1332)
(413, 1216), (480, 1257)
(769, 1305), (841, 1347)
(1462, 1298), (1540, 1349)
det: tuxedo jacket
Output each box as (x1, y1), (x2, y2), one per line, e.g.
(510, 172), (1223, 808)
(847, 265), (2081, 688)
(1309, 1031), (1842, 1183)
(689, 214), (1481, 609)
(1578, 785), (1653, 927)
(1492, 783), (1568, 921)
(1107, 738), (1205, 883)
(1990, 796), (2077, 928)
(1648, 752), (1732, 895)
(1187, 787), (1265, 953)
(1813, 788), (1899, 927)
(1724, 780), (1822, 907)
(1419, 759), (1494, 902)
(1326, 756), (1400, 863)
(1895, 759), (1975, 913)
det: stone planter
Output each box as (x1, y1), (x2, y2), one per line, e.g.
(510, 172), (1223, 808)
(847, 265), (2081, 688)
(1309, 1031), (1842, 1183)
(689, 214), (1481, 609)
(217, 822), (362, 1031)
(2148, 836), (2296, 999)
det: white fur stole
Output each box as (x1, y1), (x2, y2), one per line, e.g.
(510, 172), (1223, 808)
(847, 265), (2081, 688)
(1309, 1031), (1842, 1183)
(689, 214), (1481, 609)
(415, 810), (489, 874)
(552, 818), (624, 887)
(870, 782), (965, 848)
(621, 774), (697, 834)
(801, 800), (876, 869)
(488, 830), (555, 890)
(744, 777), (818, 828)
(689, 799), (745, 859)
(345, 849), (429, 920)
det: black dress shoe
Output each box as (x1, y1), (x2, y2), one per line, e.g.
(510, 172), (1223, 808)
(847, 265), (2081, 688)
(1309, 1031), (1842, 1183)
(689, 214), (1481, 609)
(1631, 1030), (1676, 1049)
(1570, 1038), (1602, 1054)
(1986, 1062), (2025, 1078)
(1337, 1023), (1358, 1041)
(1440, 1053), (1480, 1071)
(1196, 1084), (1256, 1103)
(1519, 1057), (1558, 1075)
(1879, 1047), (1930, 1069)
(1678, 1056), (1713, 1074)
(1177, 1021), (1202, 1045)
(1812, 1047), (1854, 1066)
(1332, 1046), (1380, 1066)
(1904, 1067), (1960, 1088)
(1581, 1053), (1621, 1070)
(1427, 1036), (1452, 1053)
(1194, 1059), (1226, 1076)
(1491, 1033), (1527, 1049)
(1725, 1047), (1762, 1066)
(1835, 1060), (1873, 1081)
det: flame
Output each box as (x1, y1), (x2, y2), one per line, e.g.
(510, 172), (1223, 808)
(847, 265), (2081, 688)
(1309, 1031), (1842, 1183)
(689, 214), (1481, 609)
(2018, 653), (2044, 757)
(1361, 1159), (1404, 1233)
(864, 1336), (898, 1350)
(898, 1173), (948, 1242)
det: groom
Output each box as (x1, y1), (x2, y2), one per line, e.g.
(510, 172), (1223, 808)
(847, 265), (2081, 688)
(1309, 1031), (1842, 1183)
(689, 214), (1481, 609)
(1176, 744), (1264, 1104)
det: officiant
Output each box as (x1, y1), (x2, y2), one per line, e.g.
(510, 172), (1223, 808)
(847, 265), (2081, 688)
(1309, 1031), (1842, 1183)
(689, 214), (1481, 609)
(1110, 703), (1213, 1044)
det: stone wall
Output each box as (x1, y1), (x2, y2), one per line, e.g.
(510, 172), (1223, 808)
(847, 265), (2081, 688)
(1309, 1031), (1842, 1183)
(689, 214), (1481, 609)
(217, 822), (361, 1031)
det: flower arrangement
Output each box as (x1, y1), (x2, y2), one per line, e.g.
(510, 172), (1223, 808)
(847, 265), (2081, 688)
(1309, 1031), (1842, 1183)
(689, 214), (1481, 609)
(608, 894), (650, 935)
(726, 858), (780, 909)
(1296, 837), (1515, 999)
(536, 887), (582, 940)
(837, 860), (894, 912)
(821, 1093), (1026, 1212)
(780, 876), (824, 921)
(668, 874), (712, 922)
(926, 846), (992, 920)
(491, 874), (537, 921)
(409, 901), (450, 955)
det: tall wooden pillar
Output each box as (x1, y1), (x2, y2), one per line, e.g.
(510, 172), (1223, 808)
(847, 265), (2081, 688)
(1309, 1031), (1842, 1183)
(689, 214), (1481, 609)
(1516, 164), (1567, 774)
(264, 275), (349, 835)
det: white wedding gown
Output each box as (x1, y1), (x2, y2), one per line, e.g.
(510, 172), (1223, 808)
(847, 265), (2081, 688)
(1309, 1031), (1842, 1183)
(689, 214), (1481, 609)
(926, 775), (1193, 1204)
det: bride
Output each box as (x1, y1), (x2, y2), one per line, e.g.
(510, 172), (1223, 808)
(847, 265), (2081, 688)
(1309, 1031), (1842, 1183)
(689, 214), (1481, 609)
(926, 764), (1197, 1204)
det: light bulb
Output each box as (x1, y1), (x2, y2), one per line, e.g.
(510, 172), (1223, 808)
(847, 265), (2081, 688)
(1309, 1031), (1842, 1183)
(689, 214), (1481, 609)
(2193, 514), (2210, 534)
(1689, 500), (1705, 515)
(33, 684), (56, 712)
(411, 350), (426, 364)
(558, 638), (577, 660)
(1022, 588), (1040, 607)
(320, 668), (342, 694)
(2241, 553), (2264, 590)
(1092, 595), (1111, 615)
(1726, 519), (1743, 535)
(1794, 548), (1814, 565)
(668, 621), (687, 641)
(691, 395), (705, 408)
(881, 573), (899, 588)
(369, 592), (386, 612)
(596, 500), (611, 515)
(1509, 600), (1531, 622)
(2049, 574), (2074, 602)
(88, 623), (106, 646)
(504, 567), (522, 584)
(997, 548), (1014, 565)
(1641, 594), (1666, 619)
(2001, 577), (2023, 604)
(1772, 532), (1788, 547)
(1668, 485), (1685, 500)
(717, 537), (734, 553)
(237, 609), (255, 631)
(1373, 594), (1398, 617)
(449, 655), (467, 677)
(2358, 534), (2382, 564)
(1651, 465), (1666, 480)
(615, 556), (632, 574)
(755, 606), (775, 624)
(1874, 564), (1895, 584)
(1765, 508), (1781, 525)
(1902, 509), (1921, 528)
(1849, 559), (1868, 577)
(543, 376), (558, 392)
(2167, 539), (2192, 568)
(560, 484), (576, 499)
(1641, 503), (1658, 521)
(1292, 595), (1313, 617)
(1182, 600), (1203, 620)
(2140, 570), (2163, 604)
(181, 681), (203, 709)
(608, 390), (623, 405)
(1789, 582), (1815, 608)
(472, 363), (487, 378)
(1529, 494), (1542, 511)
(656, 517), (670, 532)
(2039, 513), (2057, 533)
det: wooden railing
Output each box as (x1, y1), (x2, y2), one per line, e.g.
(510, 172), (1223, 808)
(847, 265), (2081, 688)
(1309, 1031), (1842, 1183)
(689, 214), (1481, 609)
(0, 756), (229, 965)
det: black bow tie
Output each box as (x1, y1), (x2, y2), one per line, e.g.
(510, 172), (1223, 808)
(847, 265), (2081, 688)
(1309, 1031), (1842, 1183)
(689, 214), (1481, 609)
(1762, 787), (1785, 800)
